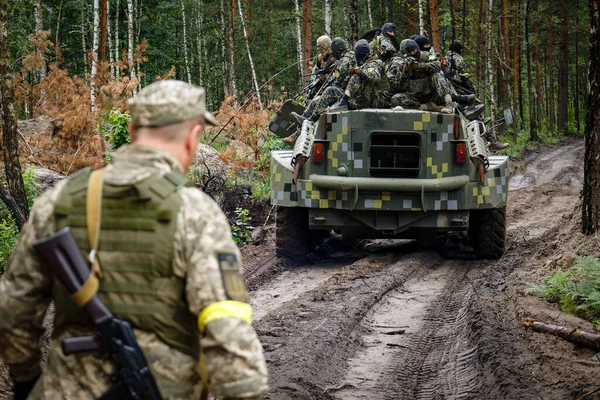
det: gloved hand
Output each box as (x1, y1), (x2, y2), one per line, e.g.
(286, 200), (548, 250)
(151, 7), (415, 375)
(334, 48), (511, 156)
(12, 375), (39, 400)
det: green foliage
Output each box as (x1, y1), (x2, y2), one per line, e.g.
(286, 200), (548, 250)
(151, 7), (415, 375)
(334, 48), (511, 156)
(22, 166), (39, 207)
(231, 207), (252, 247)
(502, 125), (566, 159)
(102, 110), (131, 151)
(0, 214), (18, 274)
(526, 256), (600, 328)
(249, 131), (285, 199)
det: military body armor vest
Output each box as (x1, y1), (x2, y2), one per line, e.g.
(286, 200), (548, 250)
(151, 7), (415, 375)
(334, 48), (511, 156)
(53, 168), (199, 358)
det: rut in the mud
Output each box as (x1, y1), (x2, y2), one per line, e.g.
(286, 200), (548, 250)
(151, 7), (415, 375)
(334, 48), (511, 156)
(247, 139), (600, 400)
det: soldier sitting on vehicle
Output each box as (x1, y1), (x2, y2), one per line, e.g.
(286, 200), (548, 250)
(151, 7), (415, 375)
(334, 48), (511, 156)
(306, 35), (336, 101)
(445, 40), (476, 94)
(413, 35), (433, 53)
(369, 22), (399, 62)
(377, 38), (409, 108)
(391, 39), (454, 114)
(287, 38), (356, 144)
(328, 39), (385, 112)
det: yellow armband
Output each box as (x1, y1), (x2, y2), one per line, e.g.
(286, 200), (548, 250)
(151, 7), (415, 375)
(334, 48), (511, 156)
(198, 301), (253, 333)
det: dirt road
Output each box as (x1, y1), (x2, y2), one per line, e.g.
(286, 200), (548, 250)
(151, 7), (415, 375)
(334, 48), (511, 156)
(243, 139), (600, 399)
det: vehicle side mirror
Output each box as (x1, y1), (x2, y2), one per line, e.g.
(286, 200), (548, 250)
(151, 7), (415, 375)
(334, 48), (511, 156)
(503, 108), (514, 126)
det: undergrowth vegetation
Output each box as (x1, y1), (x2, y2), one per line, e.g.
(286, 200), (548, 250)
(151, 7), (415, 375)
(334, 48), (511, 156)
(527, 255), (600, 328)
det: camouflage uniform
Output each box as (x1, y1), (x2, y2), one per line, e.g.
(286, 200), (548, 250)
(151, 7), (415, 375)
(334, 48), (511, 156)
(346, 57), (385, 109)
(445, 49), (476, 93)
(369, 35), (397, 61)
(303, 49), (356, 117)
(0, 81), (268, 400)
(391, 51), (451, 109)
(378, 54), (406, 108)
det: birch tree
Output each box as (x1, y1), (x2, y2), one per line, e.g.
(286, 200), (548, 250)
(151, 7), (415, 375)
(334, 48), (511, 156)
(34, 0), (46, 81)
(91, 0), (100, 113)
(181, 0), (192, 83)
(367, 0), (373, 28)
(127, 0), (136, 92)
(115, 0), (120, 77)
(294, 0), (302, 87)
(418, 0), (424, 34)
(197, 0), (204, 87)
(237, 0), (262, 109)
(486, 0), (496, 123)
(325, 0), (332, 36)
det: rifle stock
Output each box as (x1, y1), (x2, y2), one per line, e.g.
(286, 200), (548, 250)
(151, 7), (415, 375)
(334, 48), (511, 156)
(34, 228), (163, 400)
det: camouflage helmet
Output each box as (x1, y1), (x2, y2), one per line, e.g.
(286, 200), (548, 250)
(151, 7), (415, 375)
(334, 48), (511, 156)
(128, 80), (219, 128)
(399, 39), (409, 56)
(316, 35), (332, 55)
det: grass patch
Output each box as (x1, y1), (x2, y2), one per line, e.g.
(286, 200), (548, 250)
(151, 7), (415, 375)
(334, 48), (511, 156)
(527, 255), (600, 328)
(498, 127), (567, 159)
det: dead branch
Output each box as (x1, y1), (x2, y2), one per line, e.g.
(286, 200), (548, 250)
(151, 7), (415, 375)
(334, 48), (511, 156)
(521, 318), (600, 351)
(575, 386), (600, 400)
(323, 382), (355, 393)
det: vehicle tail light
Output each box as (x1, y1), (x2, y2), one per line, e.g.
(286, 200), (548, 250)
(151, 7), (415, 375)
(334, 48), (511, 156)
(456, 143), (467, 164)
(313, 143), (324, 164)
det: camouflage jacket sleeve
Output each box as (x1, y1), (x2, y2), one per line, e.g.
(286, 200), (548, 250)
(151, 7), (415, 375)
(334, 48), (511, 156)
(359, 59), (383, 83)
(175, 188), (268, 400)
(387, 57), (405, 93)
(416, 52), (442, 75)
(380, 36), (397, 58)
(0, 181), (67, 381)
(333, 53), (355, 89)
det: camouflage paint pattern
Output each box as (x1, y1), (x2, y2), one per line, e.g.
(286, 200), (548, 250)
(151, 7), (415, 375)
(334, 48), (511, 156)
(0, 145), (268, 399)
(270, 109), (509, 233)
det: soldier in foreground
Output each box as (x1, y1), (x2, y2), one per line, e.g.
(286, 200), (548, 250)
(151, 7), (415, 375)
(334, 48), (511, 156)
(0, 80), (269, 399)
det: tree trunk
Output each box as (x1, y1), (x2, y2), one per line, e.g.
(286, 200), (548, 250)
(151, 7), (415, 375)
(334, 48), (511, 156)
(294, 0), (302, 88)
(429, 0), (441, 53)
(268, 0), (274, 75)
(100, 0), (107, 62)
(487, 0), (496, 123)
(513, 0), (521, 132)
(558, 0), (569, 134)
(476, 0), (486, 101)
(500, 0), (511, 103)
(81, 4), (88, 76)
(108, 0), (115, 78)
(534, 0), (544, 131)
(525, 0), (539, 141)
(0, 0), (29, 229)
(197, 0), (204, 87)
(325, 0), (332, 36)
(114, 0), (120, 77)
(34, 0), (47, 81)
(582, 0), (600, 234)
(366, 0), (373, 28)
(302, 0), (313, 81)
(180, 0), (192, 83)
(127, 0), (135, 91)
(237, 0), (262, 109)
(462, 0), (467, 45)
(418, 0), (424, 35)
(349, 0), (358, 46)
(575, 0), (581, 134)
(547, 2), (555, 132)
(517, 0), (525, 127)
(55, 0), (64, 47)
(220, 0), (228, 96)
(380, 0), (386, 26)
(228, 0), (236, 97)
(91, 0), (100, 113)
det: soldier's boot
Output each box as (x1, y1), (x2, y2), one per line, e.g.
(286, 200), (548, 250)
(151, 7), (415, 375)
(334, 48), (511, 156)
(291, 111), (306, 125)
(329, 95), (350, 112)
(489, 140), (509, 151)
(451, 93), (476, 106)
(440, 94), (454, 114)
(419, 102), (442, 112)
(283, 131), (300, 146)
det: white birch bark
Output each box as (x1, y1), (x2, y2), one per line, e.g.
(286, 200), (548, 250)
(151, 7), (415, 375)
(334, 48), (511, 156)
(294, 0), (302, 88)
(418, 0), (424, 35)
(127, 0), (136, 93)
(196, 0), (204, 87)
(91, 0), (100, 113)
(227, 0), (236, 97)
(114, 0), (120, 76)
(108, 0), (115, 78)
(180, 0), (192, 83)
(55, 0), (63, 46)
(237, 0), (262, 109)
(81, 4), (88, 77)
(367, 0), (373, 28)
(34, 0), (46, 80)
(487, 0), (496, 122)
(220, 0), (228, 95)
(324, 0), (332, 36)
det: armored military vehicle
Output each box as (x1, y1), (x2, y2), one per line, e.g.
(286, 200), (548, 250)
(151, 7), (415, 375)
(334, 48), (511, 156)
(269, 101), (509, 259)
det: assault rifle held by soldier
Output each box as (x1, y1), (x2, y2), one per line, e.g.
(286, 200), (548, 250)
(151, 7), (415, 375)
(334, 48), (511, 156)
(33, 227), (163, 400)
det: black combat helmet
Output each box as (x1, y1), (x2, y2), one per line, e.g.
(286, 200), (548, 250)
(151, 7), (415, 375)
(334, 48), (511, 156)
(414, 35), (431, 52)
(381, 22), (397, 38)
(449, 40), (463, 54)
(354, 39), (371, 65)
(404, 39), (420, 61)
(410, 35), (419, 40)
(331, 37), (348, 60)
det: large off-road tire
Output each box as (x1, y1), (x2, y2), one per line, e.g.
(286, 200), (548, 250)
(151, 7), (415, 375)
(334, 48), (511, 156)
(470, 207), (506, 259)
(275, 207), (323, 260)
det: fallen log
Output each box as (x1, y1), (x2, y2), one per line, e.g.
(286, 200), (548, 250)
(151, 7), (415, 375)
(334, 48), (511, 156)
(521, 318), (600, 351)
